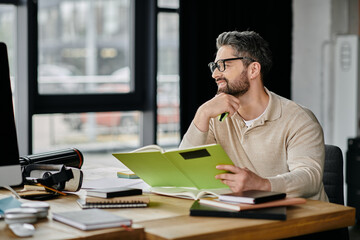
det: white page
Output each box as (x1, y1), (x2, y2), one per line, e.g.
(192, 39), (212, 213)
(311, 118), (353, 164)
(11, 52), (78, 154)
(81, 177), (150, 192)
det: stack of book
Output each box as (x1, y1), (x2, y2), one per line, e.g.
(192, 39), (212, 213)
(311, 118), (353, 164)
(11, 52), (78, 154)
(190, 190), (306, 220)
(77, 187), (150, 209)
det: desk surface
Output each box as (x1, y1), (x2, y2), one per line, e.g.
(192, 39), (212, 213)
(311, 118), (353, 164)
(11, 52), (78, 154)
(0, 189), (356, 240)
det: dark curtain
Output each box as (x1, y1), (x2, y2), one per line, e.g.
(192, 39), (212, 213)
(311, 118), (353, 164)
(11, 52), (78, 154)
(179, 0), (292, 137)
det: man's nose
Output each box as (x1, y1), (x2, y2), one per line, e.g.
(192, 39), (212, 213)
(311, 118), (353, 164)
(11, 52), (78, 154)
(211, 68), (221, 79)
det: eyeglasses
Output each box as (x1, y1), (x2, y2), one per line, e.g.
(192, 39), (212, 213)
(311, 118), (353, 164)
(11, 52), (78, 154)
(208, 57), (255, 73)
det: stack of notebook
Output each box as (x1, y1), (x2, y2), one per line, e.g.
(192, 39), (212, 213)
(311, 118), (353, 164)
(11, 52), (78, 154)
(77, 187), (149, 209)
(190, 190), (306, 220)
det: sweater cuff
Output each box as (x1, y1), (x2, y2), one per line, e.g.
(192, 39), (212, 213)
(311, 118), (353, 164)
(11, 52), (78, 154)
(267, 175), (286, 193)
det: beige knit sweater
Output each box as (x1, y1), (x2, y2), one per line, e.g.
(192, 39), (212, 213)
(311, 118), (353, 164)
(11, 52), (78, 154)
(180, 89), (329, 201)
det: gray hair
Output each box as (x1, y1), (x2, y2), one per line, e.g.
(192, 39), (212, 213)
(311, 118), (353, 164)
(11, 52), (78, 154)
(216, 31), (272, 79)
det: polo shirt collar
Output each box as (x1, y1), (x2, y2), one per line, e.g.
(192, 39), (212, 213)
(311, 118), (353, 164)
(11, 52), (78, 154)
(232, 87), (282, 127)
(262, 87), (282, 122)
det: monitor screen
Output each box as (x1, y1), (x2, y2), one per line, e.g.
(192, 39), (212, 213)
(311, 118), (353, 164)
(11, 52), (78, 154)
(0, 42), (22, 187)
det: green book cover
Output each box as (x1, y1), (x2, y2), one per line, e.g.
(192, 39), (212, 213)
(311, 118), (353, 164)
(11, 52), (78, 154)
(112, 144), (234, 189)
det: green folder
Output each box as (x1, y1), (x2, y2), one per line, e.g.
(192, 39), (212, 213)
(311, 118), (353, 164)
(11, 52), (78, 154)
(112, 144), (234, 189)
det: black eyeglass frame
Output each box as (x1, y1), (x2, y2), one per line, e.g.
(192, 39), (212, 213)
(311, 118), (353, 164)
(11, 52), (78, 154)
(208, 57), (256, 73)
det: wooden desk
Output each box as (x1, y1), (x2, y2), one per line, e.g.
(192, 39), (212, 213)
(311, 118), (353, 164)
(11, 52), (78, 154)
(138, 196), (355, 240)
(0, 189), (356, 240)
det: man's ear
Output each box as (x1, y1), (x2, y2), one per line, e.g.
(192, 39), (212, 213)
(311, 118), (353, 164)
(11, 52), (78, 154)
(248, 62), (261, 80)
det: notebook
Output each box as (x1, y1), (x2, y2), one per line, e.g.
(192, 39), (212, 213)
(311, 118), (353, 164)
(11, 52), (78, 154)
(218, 190), (286, 204)
(77, 195), (150, 209)
(112, 144), (234, 190)
(199, 197), (306, 211)
(86, 187), (142, 198)
(190, 200), (286, 220)
(0, 196), (22, 216)
(52, 209), (132, 230)
(77, 199), (148, 209)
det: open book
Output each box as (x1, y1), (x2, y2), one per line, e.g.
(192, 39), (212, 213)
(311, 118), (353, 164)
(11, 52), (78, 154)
(150, 187), (232, 200)
(112, 144), (234, 198)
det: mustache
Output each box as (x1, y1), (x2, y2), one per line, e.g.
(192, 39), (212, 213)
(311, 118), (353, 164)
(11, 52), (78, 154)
(215, 78), (228, 84)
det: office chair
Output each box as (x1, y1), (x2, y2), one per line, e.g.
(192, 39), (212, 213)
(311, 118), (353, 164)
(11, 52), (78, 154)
(323, 144), (349, 239)
(323, 144), (345, 205)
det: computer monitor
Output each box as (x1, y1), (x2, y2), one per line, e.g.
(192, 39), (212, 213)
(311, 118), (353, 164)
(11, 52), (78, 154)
(0, 42), (23, 187)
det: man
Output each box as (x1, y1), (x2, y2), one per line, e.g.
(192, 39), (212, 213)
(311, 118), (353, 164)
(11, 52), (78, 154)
(180, 31), (328, 201)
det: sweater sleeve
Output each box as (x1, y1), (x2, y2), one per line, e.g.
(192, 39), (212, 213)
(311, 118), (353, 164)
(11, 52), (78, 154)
(267, 113), (326, 199)
(179, 121), (216, 149)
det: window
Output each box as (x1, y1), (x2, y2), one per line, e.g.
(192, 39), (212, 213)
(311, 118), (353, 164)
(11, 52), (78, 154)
(158, 0), (179, 8)
(157, 1), (180, 148)
(31, 0), (146, 116)
(33, 0), (144, 155)
(33, 112), (140, 153)
(0, 4), (16, 105)
(38, 0), (132, 95)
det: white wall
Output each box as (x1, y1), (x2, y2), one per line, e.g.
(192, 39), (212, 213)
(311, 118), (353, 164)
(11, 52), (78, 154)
(292, 0), (358, 152)
(292, 0), (332, 126)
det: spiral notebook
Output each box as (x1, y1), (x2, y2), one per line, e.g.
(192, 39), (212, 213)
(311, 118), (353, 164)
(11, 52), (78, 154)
(77, 195), (150, 209)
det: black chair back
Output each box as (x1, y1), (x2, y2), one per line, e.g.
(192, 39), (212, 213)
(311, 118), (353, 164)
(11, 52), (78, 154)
(323, 144), (344, 205)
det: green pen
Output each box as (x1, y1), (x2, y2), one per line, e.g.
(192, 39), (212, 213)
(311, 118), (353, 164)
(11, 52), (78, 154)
(218, 112), (229, 122)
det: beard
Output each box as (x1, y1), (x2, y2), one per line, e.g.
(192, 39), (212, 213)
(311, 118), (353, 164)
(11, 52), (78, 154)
(216, 69), (250, 97)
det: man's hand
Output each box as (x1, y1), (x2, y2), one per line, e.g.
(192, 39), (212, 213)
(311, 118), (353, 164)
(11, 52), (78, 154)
(193, 93), (240, 132)
(215, 165), (271, 192)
